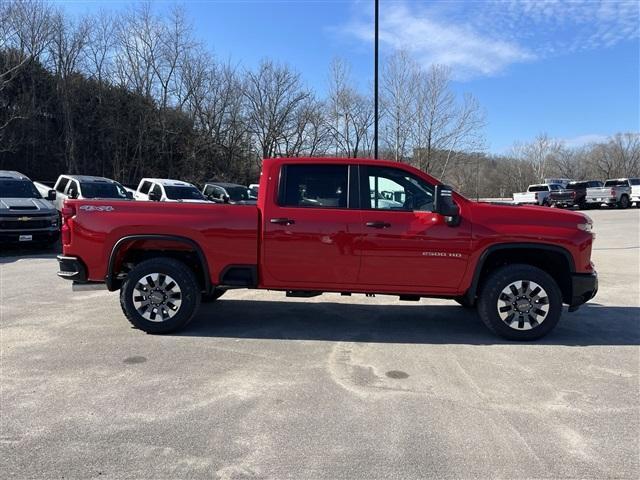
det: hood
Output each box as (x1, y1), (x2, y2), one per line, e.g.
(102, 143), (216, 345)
(470, 201), (590, 228)
(0, 197), (56, 213)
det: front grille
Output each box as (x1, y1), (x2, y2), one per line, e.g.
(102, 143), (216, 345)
(0, 218), (54, 230)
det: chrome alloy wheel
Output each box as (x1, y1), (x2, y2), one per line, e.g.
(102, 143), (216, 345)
(497, 280), (550, 330)
(132, 273), (182, 322)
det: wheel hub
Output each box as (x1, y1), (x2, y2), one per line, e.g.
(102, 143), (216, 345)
(497, 280), (549, 331)
(132, 273), (182, 322)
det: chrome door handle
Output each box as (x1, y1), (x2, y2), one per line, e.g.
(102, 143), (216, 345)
(270, 218), (295, 226)
(365, 221), (391, 229)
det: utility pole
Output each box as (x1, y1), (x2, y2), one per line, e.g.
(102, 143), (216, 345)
(374, 0), (379, 159)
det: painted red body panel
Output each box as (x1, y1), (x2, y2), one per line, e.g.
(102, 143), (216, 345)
(62, 157), (594, 295)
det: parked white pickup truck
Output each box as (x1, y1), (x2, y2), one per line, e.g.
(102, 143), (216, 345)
(49, 175), (132, 211)
(585, 178), (640, 209)
(512, 184), (563, 206)
(134, 178), (208, 202)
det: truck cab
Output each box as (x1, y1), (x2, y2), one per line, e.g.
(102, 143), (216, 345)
(135, 178), (208, 203)
(0, 170), (59, 246)
(52, 175), (132, 211)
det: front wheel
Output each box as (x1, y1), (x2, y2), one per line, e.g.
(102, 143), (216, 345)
(618, 195), (630, 209)
(477, 264), (562, 341)
(120, 257), (201, 334)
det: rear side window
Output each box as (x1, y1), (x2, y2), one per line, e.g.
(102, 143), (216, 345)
(604, 180), (628, 187)
(56, 178), (69, 193)
(279, 164), (348, 208)
(139, 181), (152, 194)
(150, 183), (163, 197)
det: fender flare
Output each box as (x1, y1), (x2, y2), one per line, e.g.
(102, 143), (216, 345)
(106, 234), (211, 292)
(464, 243), (575, 303)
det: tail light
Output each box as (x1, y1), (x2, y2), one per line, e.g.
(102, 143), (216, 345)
(571, 191), (576, 197)
(61, 204), (76, 245)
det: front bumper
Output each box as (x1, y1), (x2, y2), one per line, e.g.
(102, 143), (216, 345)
(0, 229), (59, 244)
(568, 272), (598, 312)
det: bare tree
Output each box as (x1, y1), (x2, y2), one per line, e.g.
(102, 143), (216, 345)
(326, 58), (374, 158)
(381, 50), (416, 161)
(243, 60), (310, 163)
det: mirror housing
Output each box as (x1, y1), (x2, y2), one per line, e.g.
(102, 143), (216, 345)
(46, 189), (56, 201)
(148, 190), (161, 202)
(434, 184), (460, 226)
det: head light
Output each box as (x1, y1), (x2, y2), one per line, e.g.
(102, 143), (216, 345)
(577, 222), (592, 232)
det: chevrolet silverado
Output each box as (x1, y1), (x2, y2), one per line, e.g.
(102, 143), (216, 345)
(57, 158), (598, 341)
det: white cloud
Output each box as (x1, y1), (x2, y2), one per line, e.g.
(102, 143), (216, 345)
(562, 134), (610, 148)
(339, 0), (640, 79)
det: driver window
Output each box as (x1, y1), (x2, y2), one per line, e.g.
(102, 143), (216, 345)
(365, 166), (434, 212)
(150, 183), (163, 197)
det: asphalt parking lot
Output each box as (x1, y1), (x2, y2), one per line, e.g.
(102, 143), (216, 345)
(1, 208), (639, 479)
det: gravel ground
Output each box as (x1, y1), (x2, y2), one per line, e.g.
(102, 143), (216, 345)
(1, 208), (638, 479)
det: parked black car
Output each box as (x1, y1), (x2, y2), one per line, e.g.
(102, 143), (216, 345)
(549, 180), (603, 209)
(202, 182), (257, 204)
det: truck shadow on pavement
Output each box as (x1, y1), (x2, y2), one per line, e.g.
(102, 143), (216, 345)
(181, 300), (639, 346)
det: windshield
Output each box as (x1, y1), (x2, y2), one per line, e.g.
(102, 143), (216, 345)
(604, 180), (628, 187)
(80, 182), (129, 199)
(164, 185), (205, 200)
(0, 180), (41, 199)
(226, 186), (251, 201)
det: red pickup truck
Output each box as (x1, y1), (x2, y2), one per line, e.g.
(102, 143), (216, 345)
(57, 158), (597, 340)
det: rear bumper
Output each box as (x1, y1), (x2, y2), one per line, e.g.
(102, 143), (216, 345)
(568, 272), (598, 311)
(57, 255), (88, 282)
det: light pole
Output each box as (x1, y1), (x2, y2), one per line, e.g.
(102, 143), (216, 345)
(374, 0), (379, 159)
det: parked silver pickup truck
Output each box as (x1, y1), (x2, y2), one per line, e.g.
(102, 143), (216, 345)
(585, 178), (640, 209)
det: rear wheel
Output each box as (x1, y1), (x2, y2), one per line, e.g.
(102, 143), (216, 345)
(120, 257), (201, 334)
(477, 264), (562, 341)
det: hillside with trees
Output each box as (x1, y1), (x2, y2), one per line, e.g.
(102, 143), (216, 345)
(1, 0), (638, 196)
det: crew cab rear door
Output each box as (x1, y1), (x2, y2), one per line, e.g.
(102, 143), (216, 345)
(261, 163), (362, 287)
(355, 165), (472, 290)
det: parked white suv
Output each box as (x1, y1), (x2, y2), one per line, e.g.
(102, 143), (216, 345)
(50, 175), (132, 211)
(134, 178), (208, 202)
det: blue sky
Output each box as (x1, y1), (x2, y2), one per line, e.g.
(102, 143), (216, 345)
(61, 0), (639, 153)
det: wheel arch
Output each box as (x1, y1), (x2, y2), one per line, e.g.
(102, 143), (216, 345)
(107, 234), (211, 293)
(464, 243), (575, 306)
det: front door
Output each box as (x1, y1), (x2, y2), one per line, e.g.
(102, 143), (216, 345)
(356, 165), (472, 291)
(261, 163), (362, 288)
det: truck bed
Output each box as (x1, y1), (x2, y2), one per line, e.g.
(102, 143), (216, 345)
(63, 200), (259, 284)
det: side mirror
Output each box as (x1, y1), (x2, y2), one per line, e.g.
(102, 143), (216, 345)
(125, 191), (134, 200)
(222, 194), (230, 204)
(148, 191), (161, 201)
(434, 184), (460, 226)
(47, 190), (56, 201)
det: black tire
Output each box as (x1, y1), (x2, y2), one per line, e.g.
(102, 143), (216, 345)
(477, 264), (562, 341)
(453, 297), (475, 309)
(120, 257), (201, 334)
(618, 195), (630, 209)
(202, 289), (225, 303)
